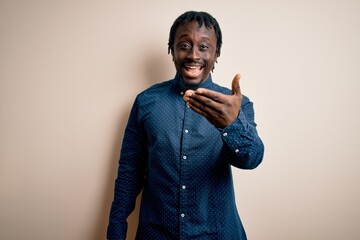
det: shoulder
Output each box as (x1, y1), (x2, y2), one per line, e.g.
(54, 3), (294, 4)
(142, 79), (173, 93)
(210, 81), (251, 105)
(139, 79), (173, 95)
(135, 79), (175, 106)
(209, 81), (231, 94)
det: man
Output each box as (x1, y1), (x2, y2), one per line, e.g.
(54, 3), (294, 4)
(107, 11), (264, 240)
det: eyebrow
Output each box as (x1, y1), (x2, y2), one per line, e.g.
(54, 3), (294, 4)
(177, 34), (212, 41)
(177, 34), (190, 39)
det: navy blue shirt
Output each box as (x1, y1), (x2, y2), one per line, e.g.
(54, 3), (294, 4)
(107, 75), (264, 240)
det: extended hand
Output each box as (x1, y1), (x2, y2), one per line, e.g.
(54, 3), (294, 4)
(183, 73), (243, 128)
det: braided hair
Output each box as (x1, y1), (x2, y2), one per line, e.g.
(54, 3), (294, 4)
(168, 11), (222, 57)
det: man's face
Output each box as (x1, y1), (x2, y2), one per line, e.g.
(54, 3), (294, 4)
(172, 21), (218, 86)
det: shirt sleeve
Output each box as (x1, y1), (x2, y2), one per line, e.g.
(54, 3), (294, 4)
(220, 96), (264, 169)
(107, 97), (147, 240)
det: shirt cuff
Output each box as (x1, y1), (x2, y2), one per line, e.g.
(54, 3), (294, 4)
(220, 111), (249, 151)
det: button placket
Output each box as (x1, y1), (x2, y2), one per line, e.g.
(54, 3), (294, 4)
(179, 100), (192, 234)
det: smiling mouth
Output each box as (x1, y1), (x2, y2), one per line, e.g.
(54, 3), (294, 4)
(183, 63), (204, 77)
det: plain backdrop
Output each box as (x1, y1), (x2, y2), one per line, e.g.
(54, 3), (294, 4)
(1, 0), (359, 239)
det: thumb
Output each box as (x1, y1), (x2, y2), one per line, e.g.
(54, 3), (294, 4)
(231, 73), (241, 96)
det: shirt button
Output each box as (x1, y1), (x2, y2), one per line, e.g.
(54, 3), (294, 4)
(235, 149), (239, 153)
(223, 132), (228, 137)
(181, 213), (185, 218)
(183, 155), (187, 160)
(182, 185), (186, 189)
(180, 91), (184, 95)
(184, 129), (189, 133)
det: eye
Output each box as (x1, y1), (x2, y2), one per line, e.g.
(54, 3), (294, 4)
(199, 44), (209, 51)
(179, 43), (191, 50)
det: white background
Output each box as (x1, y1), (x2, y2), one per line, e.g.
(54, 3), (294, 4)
(1, 0), (359, 239)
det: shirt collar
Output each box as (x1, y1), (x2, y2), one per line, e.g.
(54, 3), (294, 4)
(172, 74), (214, 95)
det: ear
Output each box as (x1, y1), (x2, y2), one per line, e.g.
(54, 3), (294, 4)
(170, 47), (174, 61)
(212, 50), (220, 72)
(216, 49), (221, 58)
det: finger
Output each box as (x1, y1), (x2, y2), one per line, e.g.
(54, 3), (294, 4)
(184, 89), (221, 114)
(231, 73), (241, 96)
(187, 98), (220, 120)
(187, 101), (209, 118)
(194, 88), (226, 104)
(183, 89), (195, 101)
(187, 91), (224, 112)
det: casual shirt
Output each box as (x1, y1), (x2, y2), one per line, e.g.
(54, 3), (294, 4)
(107, 75), (264, 240)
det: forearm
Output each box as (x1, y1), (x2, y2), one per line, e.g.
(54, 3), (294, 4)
(107, 143), (147, 239)
(107, 149), (146, 238)
(221, 110), (264, 169)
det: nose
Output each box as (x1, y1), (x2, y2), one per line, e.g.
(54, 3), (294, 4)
(188, 47), (200, 60)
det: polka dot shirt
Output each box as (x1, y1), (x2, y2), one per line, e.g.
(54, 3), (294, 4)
(107, 75), (264, 240)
